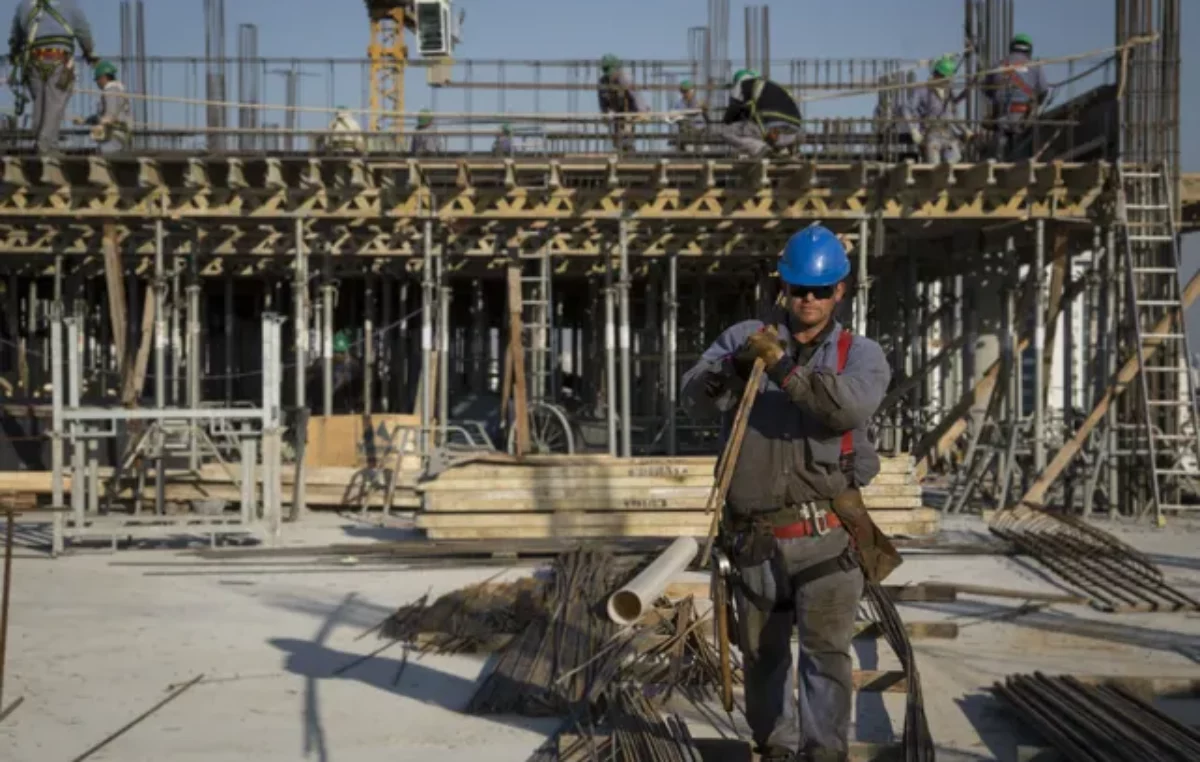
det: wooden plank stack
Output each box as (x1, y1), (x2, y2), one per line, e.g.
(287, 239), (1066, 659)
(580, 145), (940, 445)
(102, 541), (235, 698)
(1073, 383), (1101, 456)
(416, 454), (935, 540)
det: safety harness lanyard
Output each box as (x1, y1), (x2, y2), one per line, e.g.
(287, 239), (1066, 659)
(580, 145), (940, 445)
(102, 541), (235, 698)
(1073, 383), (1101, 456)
(1002, 57), (1036, 114)
(748, 78), (802, 131)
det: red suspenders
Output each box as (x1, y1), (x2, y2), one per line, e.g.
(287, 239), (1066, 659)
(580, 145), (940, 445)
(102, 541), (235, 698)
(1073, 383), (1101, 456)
(837, 330), (854, 457)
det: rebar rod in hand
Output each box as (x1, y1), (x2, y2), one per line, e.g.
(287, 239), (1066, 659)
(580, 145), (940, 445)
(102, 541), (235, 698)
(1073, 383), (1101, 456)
(701, 359), (765, 566)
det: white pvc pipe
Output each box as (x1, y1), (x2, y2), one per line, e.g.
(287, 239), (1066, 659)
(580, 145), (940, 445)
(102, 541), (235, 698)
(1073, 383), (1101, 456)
(606, 537), (699, 626)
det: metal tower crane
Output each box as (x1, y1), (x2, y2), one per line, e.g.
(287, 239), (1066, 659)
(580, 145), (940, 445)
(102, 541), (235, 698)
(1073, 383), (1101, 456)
(364, 0), (461, 144)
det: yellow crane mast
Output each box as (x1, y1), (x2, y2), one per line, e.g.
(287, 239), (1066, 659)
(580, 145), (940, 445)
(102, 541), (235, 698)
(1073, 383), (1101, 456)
(365, 0), (416, 142)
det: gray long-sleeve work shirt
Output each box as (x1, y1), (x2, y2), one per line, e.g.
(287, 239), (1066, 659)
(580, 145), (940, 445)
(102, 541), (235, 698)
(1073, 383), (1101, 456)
(681, 318), (891, 514)
(898, 85), (960, 140)
(8, 0), (94, 62)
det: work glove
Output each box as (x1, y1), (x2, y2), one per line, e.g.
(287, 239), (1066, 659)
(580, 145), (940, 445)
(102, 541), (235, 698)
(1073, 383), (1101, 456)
(743, 326), (785, 368)
(910, 127), (924, 146)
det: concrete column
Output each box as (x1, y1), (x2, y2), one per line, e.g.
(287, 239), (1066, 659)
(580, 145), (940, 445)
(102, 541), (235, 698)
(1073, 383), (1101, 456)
(617, 220), (632, 458)
(665, 251), (679, 456)
(420, 220), (434, 458)
(604, 255), (617, 457)
(321, 256), (334, 417)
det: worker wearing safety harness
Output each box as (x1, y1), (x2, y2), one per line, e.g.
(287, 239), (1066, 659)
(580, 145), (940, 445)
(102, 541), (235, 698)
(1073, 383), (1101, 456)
(681, 226), (895, 762)
(899, 56), (968, 164)
(718, 68), (803, 158)
(73, 60), (131, 154)
(7, 0), (97, 154)
(983, 33), (1048, 160)
(597, 54), (644, 153)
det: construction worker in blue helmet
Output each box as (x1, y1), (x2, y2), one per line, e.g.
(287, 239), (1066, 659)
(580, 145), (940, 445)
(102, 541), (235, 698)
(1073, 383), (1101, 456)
(597, 53), (645, 153)
(983, 33), (1048, 159)
(681, 224), (895, 762)
(717, 67), (804, 158)
(898, 55), (969, 165)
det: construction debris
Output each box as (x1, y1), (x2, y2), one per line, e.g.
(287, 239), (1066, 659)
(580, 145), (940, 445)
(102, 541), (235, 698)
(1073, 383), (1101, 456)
(993, 672), (1200, 762)
(990, 506), (1200, 612)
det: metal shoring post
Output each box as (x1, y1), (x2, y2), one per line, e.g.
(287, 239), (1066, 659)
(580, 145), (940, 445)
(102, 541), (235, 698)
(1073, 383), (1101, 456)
(1033, 220), (1046, 474)
(604, 250), (618, 457)
(364, 273), (374, 417)
(1063, 244), (1076, 511)
(170, 262), (181, 405)
(239, 424), (256, 526)
(50, 303), (64, 556)
(292, 219), (308, 520)
(1105, 226), (1120, 514)
(618, 219), (632, 458)
(854, 215), (869, 335)
(438, 256), (451, 447)
(1083, 226), (1102, 516)
(321, 253), (334, 417)
(67, 317), (85, 533)
(153, 218), (167, 517)
(665, 250), (679, 456)
(186, 255), (201, 472)
(263, 314), (283, 542)
(420, 219), (435, 462)
(996, 276), (1017, 507)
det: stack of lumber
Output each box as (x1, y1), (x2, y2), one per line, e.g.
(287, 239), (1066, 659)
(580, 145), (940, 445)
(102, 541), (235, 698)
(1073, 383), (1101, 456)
(0, 461), (424, 510)
(416, 454), (936, 540)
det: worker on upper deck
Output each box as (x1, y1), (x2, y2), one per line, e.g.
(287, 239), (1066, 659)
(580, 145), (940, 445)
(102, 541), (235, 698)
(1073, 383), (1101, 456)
(409, 108), (445, 155)
(681, 224), (897, 762)
(73, 60), (131, 154)
(491, 122), (514, 156)
(7, 0), (98, 154)
(983, 33), (1049, 159)
(899, 56), (967, 164)
(718, 68), (803, 159)
(323, 105), (366, 153)
(597, 54), (644, 153)
(668, 79), (708, 149)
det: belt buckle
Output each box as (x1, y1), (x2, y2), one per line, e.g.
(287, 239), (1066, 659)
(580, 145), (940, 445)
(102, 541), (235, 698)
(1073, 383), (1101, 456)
(803, 502), (830, 536)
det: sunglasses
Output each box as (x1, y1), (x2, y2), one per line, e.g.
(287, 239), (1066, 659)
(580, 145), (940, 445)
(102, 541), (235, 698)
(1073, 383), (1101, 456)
(785, 284), (837, 300)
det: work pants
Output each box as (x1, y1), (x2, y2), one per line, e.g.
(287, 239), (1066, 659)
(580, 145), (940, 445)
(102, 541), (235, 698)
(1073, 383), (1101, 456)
(28, 59), (74, 155)
(716, 120), (802, 158)
(922, 133), (962, 164)
(735, 528), (864, 759)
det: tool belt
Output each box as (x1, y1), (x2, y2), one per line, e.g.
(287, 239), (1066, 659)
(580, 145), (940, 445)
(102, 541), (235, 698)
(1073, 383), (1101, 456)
(29, 47), (70, 60)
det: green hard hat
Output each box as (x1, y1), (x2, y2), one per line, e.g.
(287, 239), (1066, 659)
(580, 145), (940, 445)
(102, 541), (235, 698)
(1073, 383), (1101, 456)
(93, 60), (117, 80)
(732, 68), (759, 87)
(1011, 33), (1033, 50)
(932, 56), (957, 78)
(333, 330), (351, 353)
(679, 79), (693, 92)
(601, 54), (620, 72)
(417, 108), (433, 127)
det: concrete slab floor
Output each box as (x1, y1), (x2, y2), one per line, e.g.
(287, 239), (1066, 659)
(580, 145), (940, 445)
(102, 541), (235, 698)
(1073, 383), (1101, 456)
(1, 512), (1199, 761)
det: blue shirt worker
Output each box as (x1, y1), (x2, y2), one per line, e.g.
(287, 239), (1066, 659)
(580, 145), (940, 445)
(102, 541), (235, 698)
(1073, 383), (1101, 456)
(718, 68), (804, 158)
(983, 33), (1049, 159)
(900, 56), (966, 164)
(7, 0), (97, 154)
(681, 225), (894, 762)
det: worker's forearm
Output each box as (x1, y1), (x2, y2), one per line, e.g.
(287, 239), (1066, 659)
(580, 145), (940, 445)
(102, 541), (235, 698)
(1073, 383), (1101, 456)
(765, 358), (879, 431)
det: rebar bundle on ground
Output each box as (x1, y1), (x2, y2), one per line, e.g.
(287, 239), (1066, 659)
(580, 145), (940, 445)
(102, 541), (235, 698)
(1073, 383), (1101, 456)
(990, 506), (1200, 612)
(993, 672), (1200, 762)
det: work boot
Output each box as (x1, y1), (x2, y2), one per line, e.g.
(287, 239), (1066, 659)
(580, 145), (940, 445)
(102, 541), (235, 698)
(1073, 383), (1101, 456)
(755, 746), (797, 761)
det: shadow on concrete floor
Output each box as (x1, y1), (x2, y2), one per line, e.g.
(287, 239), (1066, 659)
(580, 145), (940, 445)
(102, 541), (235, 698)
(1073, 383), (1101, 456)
(906, 597), (1200, 661)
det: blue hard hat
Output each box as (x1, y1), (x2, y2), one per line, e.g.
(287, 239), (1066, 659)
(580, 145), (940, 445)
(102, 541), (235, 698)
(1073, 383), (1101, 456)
(777, 225), (851, 287)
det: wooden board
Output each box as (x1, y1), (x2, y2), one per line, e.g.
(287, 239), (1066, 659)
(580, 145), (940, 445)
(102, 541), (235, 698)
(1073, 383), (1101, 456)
(304, 413), (420, 468)
(416, 507), (938, 530)
(422, 491), (923, 513)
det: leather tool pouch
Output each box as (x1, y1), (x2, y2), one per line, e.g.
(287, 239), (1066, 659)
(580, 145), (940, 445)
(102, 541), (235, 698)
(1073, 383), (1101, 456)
(829, 487), (903, 584)
(729, 516), (778, 567)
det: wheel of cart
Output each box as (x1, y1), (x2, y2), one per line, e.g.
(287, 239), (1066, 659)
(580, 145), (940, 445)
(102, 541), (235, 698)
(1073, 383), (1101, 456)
(506, 400), (576, 455)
